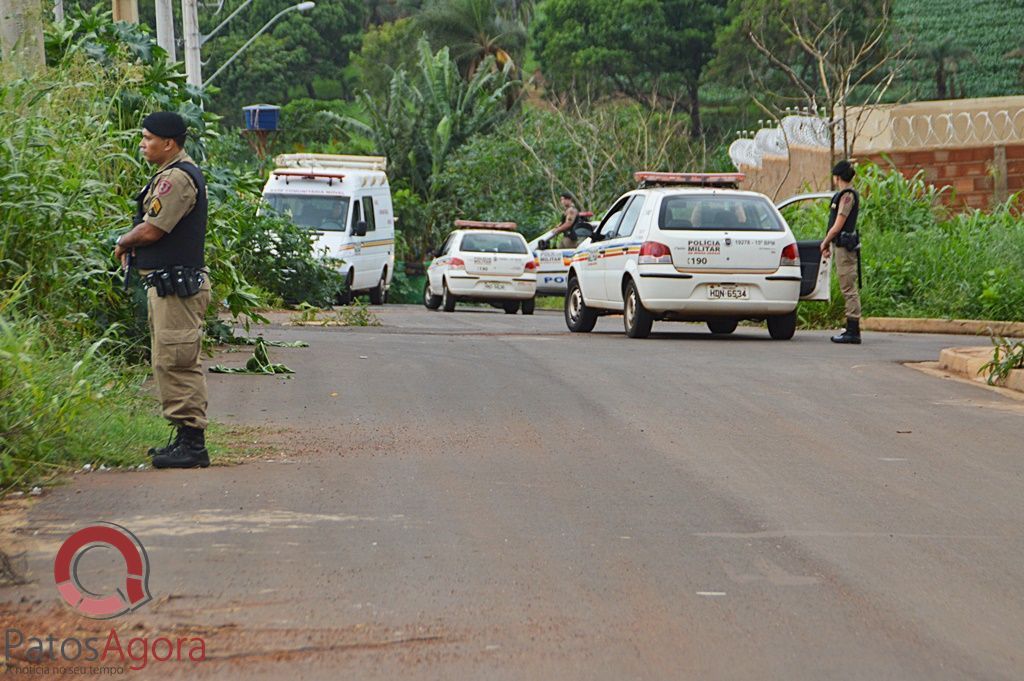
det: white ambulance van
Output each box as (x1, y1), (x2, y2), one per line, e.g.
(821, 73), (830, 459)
(261, 154), (396, 304)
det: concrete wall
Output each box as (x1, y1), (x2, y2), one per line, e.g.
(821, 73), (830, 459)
(735, 97), (1024, 210)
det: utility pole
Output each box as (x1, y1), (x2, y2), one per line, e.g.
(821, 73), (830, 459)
(155, 0), (175, 61)
(0, 0), (46, 74)
(182, 0), (202, 87)
(112, 0), (139, 23)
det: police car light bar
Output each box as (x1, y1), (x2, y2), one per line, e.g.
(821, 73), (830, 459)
(454, 220), (518, 230)
(272, 169), (346, 182)
(634, 172), (746, 188)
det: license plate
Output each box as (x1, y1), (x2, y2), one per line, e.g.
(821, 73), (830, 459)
(707, 285), (749, 300)
(483, 281), (508, 290)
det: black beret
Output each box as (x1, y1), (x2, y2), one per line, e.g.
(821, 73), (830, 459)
(142, 111), (187, 139)
(832, 159), (855, 182)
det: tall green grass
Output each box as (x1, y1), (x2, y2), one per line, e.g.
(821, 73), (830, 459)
(784, 164), (1024, 327)
(0, 288), (166, 490)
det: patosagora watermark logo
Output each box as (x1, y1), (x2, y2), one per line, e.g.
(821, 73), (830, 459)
(2, 523), (206, 672)
(54, 522), (152, 619)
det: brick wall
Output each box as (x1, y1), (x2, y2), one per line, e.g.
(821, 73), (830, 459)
(864, 144), (1024, 210)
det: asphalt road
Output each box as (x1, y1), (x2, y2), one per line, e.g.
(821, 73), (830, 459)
(3, 306), (1023, 680)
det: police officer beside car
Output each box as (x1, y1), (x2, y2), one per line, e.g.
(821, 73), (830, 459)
(113, 111), (212, 469)
(820, 160), (863, 345)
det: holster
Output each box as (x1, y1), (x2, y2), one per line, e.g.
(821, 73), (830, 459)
(144, 266), (205, 297)
(836, 231), (860, 251)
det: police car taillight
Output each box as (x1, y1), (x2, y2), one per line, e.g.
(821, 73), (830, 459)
(450, 257), (465, 269)
(780, 243), (800, 267)
(525, 258), (539, 271)
(639, 241), (673, 265)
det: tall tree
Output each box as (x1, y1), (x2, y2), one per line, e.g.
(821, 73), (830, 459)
(0, 0), (45, 73)
(917, 36), (973, 99)
(417, 0), (527, 76)
(715, 0), (904, 157)
(531, 0), (725, 137)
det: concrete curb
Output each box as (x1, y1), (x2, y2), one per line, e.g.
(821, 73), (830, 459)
(937, 346), (1024, 393)
(863, 317), (1024, 337)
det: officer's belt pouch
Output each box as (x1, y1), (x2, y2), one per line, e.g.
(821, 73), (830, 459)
(145, 266), (204, 297)
(836, 231), (860, 251)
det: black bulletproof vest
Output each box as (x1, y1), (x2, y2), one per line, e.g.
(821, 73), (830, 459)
(827, 188), (859, 234)
(134, 161), (207, 269)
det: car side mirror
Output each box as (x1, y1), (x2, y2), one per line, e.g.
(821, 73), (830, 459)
(353, 220), (368, 237)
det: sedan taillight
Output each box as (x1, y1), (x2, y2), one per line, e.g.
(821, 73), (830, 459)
(525, 258), (539, 271)
(780, 243), (800, 267)
(639, 241), (673, 265)
(449, 257), (465, 270)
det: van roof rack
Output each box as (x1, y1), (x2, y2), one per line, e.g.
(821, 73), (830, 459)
(635, 172), (745, 189)
(454, 220), (518, 231)
(274, 154), (388, 172)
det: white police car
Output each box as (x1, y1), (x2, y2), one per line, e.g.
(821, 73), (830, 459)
(564, 172), (831, 339)
(527, 212), (595, 296)
(424, 221), (539, 314)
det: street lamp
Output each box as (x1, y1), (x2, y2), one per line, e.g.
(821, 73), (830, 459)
(201, 0), (254, 46)
(202, 1), (315, 88)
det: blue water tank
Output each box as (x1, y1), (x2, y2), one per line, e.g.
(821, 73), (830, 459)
(243, 104), (280, 131)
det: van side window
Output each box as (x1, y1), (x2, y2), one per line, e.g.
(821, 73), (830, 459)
(350, 201), (362, 232)
(362, 197), (376, 232)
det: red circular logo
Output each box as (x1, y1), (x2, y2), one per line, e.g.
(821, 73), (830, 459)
(53, 523), (152, 619)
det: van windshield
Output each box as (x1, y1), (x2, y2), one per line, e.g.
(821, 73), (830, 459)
(460, 233), (528, 254)
(264, 194), (350, 232)
(658, 195), (784, 232)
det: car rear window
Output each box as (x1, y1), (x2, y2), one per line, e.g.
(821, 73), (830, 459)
(460, 233), (528, 254)
(658, 195), (784, 232)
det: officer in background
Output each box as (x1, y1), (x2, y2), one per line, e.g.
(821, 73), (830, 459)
(113, 112), (212, 468)
(551, 192), (581, 248)
(820, 159), (862, 344)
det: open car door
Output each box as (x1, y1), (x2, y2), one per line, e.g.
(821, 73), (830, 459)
(776, 192), (833, 301)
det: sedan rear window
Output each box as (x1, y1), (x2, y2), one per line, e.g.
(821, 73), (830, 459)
(659, 195), (784, 232)
(460, 233), (528, 254)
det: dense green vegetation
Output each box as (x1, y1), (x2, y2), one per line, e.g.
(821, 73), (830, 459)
(2, 0), (1023, 488)
(0, 17), (343, 489)
(892, 0), (1024, 100)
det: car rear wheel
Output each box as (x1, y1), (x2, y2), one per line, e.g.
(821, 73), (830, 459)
(423, 280), (441, 310)
(623, 280), (653, 338)
(502, 301), (520, 314)
(442, 281), (457, 312)
(768, 310), (797, 340)
(707, 319), (738, 335)
(521, 298), (535, 315)
(369, 270), (387, 305)
(565, 278), (597, 332)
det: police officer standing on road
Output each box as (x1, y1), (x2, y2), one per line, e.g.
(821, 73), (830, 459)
(820, 160), (862, 345)
(113, 112), (212, 468)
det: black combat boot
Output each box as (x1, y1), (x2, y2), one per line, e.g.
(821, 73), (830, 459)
(147, 425), (182, 458)
(830, 317), (862, 344)
(152, 426), (210, 469)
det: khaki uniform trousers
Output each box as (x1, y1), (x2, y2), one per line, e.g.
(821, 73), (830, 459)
(834, 246), (861, 320)
(146, 278), (211, 429)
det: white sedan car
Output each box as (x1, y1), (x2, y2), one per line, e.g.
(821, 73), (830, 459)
(424, 221), (539, 314)
(565, 173), (830, 339)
